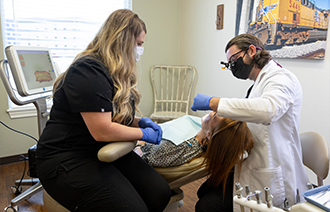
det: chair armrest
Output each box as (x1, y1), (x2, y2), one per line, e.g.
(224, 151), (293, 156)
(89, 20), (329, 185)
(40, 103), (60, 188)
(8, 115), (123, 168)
(98, 141), (137, 163)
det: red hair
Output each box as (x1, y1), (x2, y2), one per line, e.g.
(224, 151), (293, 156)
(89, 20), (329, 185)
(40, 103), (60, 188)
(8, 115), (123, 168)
(203, 118), (254, 197)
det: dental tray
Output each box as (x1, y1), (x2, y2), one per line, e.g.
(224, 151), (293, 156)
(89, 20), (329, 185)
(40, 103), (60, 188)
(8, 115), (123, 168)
(303, 184), (330, 212)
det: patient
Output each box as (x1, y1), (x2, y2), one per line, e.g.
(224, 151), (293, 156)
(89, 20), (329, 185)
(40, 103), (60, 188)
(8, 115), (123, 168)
(136, 112), (254, 187)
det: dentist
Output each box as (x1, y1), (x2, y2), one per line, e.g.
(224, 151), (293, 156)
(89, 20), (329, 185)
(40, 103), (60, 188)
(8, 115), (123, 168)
(191, 34), (309, 212)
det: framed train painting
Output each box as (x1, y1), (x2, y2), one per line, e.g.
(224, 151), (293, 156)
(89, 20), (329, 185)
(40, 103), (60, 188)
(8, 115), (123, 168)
(235, 0), (330, 59)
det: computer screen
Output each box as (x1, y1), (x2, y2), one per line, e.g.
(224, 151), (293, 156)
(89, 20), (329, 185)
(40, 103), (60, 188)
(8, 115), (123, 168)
(5, 45), (57, 96)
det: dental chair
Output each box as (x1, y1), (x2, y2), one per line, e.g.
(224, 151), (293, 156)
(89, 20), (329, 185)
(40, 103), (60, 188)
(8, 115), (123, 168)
(44, 141), (208, 212)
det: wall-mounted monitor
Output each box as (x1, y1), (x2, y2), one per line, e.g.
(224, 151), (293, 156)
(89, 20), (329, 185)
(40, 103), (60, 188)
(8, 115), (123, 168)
(5, 45), (57, 96)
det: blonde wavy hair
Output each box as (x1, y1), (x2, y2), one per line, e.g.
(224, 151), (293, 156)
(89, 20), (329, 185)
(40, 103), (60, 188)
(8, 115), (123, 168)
(53, 9), (146, 124)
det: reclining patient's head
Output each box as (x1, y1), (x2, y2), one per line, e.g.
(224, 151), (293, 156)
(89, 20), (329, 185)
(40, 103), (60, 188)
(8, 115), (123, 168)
(200, 111), (254, 194)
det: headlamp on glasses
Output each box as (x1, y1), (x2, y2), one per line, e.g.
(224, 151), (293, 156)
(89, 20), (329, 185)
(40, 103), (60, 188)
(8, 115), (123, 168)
(220, 61), (230, 70)
(220, 48), (248, 70)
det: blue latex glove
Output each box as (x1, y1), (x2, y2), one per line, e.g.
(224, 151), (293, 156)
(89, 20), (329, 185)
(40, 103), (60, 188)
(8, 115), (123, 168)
(191, 93), (212, 111)
(139, 117), (160, 130)
(138, 117), (162, 141)
(140, 127), (162, 145)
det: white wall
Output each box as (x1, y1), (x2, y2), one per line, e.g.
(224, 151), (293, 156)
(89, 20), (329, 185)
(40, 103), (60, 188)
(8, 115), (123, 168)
(179, 0), (330, 185)
(133, 0), (181, 117)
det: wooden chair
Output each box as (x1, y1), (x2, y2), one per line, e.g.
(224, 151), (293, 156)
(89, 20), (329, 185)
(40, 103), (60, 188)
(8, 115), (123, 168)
(150, 65), (197, 123)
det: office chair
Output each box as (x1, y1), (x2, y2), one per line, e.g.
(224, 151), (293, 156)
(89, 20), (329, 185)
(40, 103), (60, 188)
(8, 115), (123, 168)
(300, 131), (329, 187)
(0, 59), (50, 212)
(150, 65), (197, 123)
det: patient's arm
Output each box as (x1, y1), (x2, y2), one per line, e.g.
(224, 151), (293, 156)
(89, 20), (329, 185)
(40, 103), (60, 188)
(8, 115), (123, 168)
(134, 146), (143, 157)
(137, 141), (145, 146)
(133, 141), (145, 156)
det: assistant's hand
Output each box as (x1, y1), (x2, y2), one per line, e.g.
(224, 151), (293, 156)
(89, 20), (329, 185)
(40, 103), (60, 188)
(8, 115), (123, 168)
(139, 117), (160, 130)
(191, 93), (212, 111)
(138, 117), (162, 141)
(140, 127), (162, 145)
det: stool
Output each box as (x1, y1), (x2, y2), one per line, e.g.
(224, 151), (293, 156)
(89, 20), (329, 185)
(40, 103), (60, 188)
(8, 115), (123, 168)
(43, 190), (70, 212)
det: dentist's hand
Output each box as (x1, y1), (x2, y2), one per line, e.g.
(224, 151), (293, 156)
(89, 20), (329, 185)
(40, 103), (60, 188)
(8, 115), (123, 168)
(191, 93), (212, 111)
(138, 117), (162, 141)
(140, 127), (162, 145)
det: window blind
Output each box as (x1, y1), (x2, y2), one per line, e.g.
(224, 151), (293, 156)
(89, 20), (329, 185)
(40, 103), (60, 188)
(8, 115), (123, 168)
(1, 0), (132, 72)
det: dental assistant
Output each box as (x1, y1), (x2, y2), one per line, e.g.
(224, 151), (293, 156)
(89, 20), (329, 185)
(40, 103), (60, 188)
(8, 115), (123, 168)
(36, 9), (171, 212)
(191, 34), (309, 212)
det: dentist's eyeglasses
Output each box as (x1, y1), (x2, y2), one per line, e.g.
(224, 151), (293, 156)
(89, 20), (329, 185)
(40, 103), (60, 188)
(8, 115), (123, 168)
(220, 49), (247, 70)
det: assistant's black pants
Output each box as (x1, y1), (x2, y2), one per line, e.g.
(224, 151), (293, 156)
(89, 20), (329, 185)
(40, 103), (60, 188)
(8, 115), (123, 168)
(40, 152), (171, 212)
(195, 170), (234, 212)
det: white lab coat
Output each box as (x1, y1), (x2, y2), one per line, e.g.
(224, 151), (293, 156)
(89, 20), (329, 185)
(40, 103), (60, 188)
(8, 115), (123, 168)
(217, 60), (309, 211)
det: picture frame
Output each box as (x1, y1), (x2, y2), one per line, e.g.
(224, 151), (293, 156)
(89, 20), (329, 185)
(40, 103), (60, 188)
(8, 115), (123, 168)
(235, 0), (330, 59)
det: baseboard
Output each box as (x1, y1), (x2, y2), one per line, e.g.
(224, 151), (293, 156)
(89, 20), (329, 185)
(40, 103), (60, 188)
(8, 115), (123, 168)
(0, 153), (28, 166)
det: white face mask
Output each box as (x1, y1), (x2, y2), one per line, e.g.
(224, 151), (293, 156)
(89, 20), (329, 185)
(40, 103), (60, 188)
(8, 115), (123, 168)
(135, 46), (144, 62)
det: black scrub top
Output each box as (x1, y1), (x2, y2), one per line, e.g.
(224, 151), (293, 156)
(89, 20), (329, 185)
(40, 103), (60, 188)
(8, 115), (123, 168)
(36, 56), (134, 179)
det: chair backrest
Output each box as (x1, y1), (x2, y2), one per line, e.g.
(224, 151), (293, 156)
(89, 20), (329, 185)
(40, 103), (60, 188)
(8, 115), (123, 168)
(150, 65), (197, 117)
(300, 131), (329, 186)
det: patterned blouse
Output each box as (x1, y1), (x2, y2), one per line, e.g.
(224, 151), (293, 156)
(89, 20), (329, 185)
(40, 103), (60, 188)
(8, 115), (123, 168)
(140, 137), (205, 167)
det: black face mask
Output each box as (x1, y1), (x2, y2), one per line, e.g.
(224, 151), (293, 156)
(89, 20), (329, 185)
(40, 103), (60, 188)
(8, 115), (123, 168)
(231, 57), (253, 80)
